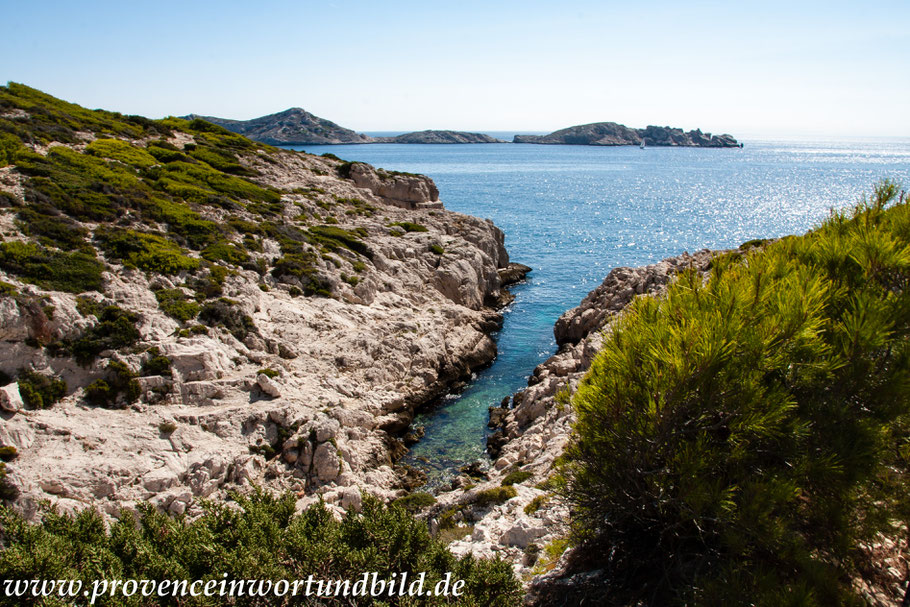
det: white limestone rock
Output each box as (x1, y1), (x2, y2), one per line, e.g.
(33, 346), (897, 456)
(0, 382), (23, 413)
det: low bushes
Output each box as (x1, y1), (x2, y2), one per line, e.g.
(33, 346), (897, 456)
(475, 486), (517, 507)
(154, 288), (200, 322)
(390, 221), (427, 233)
(16, 369), (66, 409)
(85, 138), (158, 169)
(16, 204), (88, 251)
(391, 491), (436, 513)
(95, 227), (200, 274)
(0, 491), (522, 606)
(69, 305), (141, 364)
(199, 298), (258, 341)
(500, 469), (532, 487)
(140, 348), (172, 377)
(0, 241), (104, 293)
(84, 361), (140, 408)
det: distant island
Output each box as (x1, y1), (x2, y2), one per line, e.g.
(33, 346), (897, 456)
(184, 108), (373, 145)
(514, 122), (741, 147)
(374, 130), (504, 144)
(188, 109), (739, 148)
(187, 109), (503, 146)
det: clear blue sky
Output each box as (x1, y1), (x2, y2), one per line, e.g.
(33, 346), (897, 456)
(3, 1), (908, 137)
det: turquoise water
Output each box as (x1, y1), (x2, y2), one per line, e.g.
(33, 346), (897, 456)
(291, 139), (910, 488)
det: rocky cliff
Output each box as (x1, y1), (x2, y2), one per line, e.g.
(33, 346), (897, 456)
(374, 130), (504, 144)
(514, 122), (741, 147)
(0, 83), (528, 522)
(187, 108), (375, 145)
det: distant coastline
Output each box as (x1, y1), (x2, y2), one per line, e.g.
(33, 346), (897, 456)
(190, 108), (741, 148)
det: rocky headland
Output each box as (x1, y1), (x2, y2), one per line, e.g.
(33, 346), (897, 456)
(187, 108), (374, 145)
(514, 122), (741, 147)
(0, 84), (529, 522)
(374, 130), (504, 144)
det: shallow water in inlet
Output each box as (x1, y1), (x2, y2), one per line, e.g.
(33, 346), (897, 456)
(293, 138), (910, 489)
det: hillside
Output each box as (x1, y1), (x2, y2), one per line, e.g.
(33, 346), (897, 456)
(187, 107), (375, 145)
(0, 83), (530, 530)
(514, 122), (741, 147)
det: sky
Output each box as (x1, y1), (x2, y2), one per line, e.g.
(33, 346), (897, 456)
(3, 0), (909, 138)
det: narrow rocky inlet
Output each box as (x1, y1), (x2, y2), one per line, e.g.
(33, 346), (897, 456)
(421, 249), (722, 580)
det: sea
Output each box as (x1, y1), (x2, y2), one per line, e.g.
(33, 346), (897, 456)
(287, 136), (910, 489)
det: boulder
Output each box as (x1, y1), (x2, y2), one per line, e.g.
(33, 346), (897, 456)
(257, 374), (281, 398)
(313, 442), (340, 483)
(0, 383), (23, 413)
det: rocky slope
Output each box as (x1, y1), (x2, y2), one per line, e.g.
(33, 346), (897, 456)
(375, 130), (504, 144)
(0, 84), (528, 522)
(187, 108), (375, 145)
(514, 122), (740, 147)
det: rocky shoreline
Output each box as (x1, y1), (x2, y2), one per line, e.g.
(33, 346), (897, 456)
(419, 249), (722, 588)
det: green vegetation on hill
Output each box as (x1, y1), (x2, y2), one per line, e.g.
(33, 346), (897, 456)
(0, 83), (374, 303)
(561, 181), (910, 606)
(0, 491), (521, 607)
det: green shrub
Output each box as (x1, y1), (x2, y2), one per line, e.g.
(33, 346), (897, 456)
(257, 368), (279, 379)
(0, 446), (17, 462)
(18, 145), (150, 222)
(0, 241), (104, 293)
(95, 227), (200, 274)
(501, 469), (532, 487)
(0, 191), (19, 208)
(69, 305), (141, 363)
(85, 138), (158, 169)
(0, 132), (24, 167)
(271, 252), (332, 297)
(201, 241), (249, 265)
(16, 369), (66, 409)
(75, 295), (102, 318)
(524, 495), (548, 516)
(199, 298), (258, 341)
(0, 491), (521, 606)
(429, 243), (444, 255)
(186, 144), (253, 175)
(475, 486), (517, 507)
(0, 282), (17, 297)
(15, 204), (88, 250)
(84, 361), (140, 408)
(561, 181), (910, 605)
(391, 491), (437, 513)
(187, 268), (227, 300)
(308, 225), (372, 259)
(141, 351), (172, 377)
(390, 221), (428, 233)
(0, 83), (170, 144)
(153, 288), (199, 322)
(146, 140), (189, 163)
